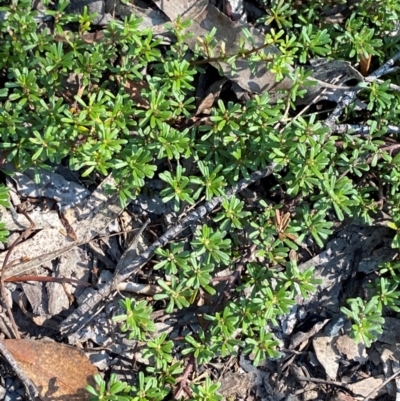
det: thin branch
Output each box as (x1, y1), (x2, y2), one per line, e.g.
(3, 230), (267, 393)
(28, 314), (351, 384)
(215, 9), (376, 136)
(174, 354), (195, 399)
(330, 123), (400, 136)
(367, 51), (400, 81)
(363, 368), (400, 401)
(295, 374), (350, 390)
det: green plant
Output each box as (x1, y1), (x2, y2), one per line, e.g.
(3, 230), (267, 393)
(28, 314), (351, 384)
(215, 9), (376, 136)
(278, 261), (322, 299)
(377, 260), (400, 283)
(153, 276), (192, 313)
(86, 371), (170, 401)
(370, 277), (400, 312)
(142, 333), (174, 370)
(112, 298), (155, 341)
(182, 330), (216, 365)
(334, 13), (383, 60)
(341, 297), (385, 347)
(130, 372), (169, 401)
(86, 373), (132, 401)
(191, 161), (226, 201)
(159, 166), (195, 212)
(243, 328), (281, 366)
(191, 225), (231, 265)
(154, 242), (190, 275)
(189, 378), (222, 401)
(296, 205), (333, 248)
(213, 196), (251, 230)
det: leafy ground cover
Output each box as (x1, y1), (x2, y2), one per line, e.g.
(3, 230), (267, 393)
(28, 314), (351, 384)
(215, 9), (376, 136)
(1, 0), (400, 399)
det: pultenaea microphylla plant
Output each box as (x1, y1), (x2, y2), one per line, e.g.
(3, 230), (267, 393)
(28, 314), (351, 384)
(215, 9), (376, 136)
(0, 0), (400, 399)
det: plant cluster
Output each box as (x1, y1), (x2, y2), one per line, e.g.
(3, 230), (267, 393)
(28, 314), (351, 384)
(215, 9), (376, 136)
(1, 0), (400, 399)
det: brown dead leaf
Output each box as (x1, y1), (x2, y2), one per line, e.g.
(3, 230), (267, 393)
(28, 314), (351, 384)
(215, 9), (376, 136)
(195, 77), (228, 115)
(120, 78), (150, 108)
(2, 339), (97, 400)
(360, 54), (371, 76)
(195, 92), (216, 116)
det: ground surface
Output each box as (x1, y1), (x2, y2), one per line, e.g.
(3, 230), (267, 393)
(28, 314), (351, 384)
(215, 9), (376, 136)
(1, 0), (400, 400)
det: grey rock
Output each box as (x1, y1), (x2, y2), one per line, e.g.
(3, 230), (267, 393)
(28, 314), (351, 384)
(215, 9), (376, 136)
(65, 0), (113, 25)
(105, 0), (167, 28)
(10, 167), (90, 210)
